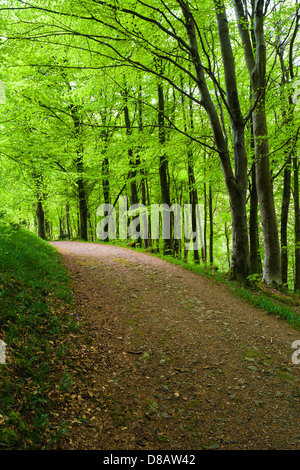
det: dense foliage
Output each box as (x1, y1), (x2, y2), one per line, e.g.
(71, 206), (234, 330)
(0, 0), (299, 289)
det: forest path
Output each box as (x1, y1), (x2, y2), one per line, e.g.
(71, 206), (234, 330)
(49, 241), (300, 450)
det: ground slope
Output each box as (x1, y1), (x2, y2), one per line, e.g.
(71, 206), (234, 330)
(49, 241), (300, 450)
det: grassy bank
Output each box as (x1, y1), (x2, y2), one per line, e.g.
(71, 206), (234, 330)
(0, 225), (78, 449)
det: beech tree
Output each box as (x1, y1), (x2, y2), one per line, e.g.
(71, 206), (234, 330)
(0, 0), (299, 289)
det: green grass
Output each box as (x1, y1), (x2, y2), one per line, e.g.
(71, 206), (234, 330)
(231, 285), (300, 331)
(0, 224), (78, 449)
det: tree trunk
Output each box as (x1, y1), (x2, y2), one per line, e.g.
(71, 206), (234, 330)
(203, 180), (207, 263)
(233, 0), (281, 286)
(157, 72), (172, 255)
(123, 86), (141, 246)
(209, 186), (213, 265)
(252, 2), (281, 286)
(70, 104), (88, 241)
(277, 42), (292, 287)
(181, 78), (200, 263)
(123, 84), (139, 207)
(36, 201), (46, 240)
(188, 157), (200, 264)
(293, 154), (300, 291)
(181, 0), (250, 280)
(33, 173), (47, 240)
(66, 204), (71, 240)
(88, 212), (94, 241)
(76, 166), (88, 241)
(249, 117), (262, 275)
(102, 155), (110, 205)
(281, 157), (291, 285)
(249, 164), (262, 275)
(138, 84), (148, 249)
(45, 220), (52, 240)
(254, 131), (281, 285)
(289, 4), (300, 292)
(228, 182), (250, 278)
(225, 222), (231, 269)
(59, 216), (64, 240)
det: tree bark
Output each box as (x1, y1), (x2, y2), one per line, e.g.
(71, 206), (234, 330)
(203, 180), (207, 263)
(66, 204), (71, 240)
(36, 201), (46, 240)
(293, 154), (300, 291)
(181, 79), (200, 263)
(249, 118), (262, 275)
(138, 84), (149, 249)
(123, 84), (139, 208)
(33, 173), (47, 240)
(233, 0), (281, 286)
(76, 172), (88, 241)
(180, 0), (250, 280)
(253, 1), (281, 286)
(70, 104), (88, 241)
(249, 164), (262, 275)
(102, 155), (110, 206)
(157, 70), (172, 255)
(281, 163), (291, 286)
(209, 185), (213, 265)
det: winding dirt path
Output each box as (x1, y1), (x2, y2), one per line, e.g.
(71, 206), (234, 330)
(49, 241), (300, 450)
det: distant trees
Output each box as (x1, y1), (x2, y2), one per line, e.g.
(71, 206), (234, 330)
(0, 0), (299, 290)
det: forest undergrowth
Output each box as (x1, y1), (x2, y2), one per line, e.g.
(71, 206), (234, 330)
(0, 227), (300, 449)
(0, 224), (78, 449)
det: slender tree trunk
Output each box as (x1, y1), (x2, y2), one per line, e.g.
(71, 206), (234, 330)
(45, 220), (51, 240)
(249, 164), (262, 275)
(59, 216), (64, 240)
(102, 155), (110, 205)
(88, 212), (94, 241)
(181, 0), (250, 280)
(66, 204), (71, 240)
(157, 71), (172, 255)
(74, 144), (88, 241)
(33, 173), (47, 240)
(76, 211), (80, 238)
(249, 118), (262, 275)
(70, 104), (88, 241)
(100, 134), (111, 242)
(123, 84), (139, 207)
(76, 163), (88, 241)
(252, 9), (281, 285)
(293, 154), (300, 291)
(234, 0), (281, 286)
(123, 85), (141, 247)
(181, 78), (200, 263)
(36, 201), (46, 240)
(225, 222), (231, 269)
(281, 157), (291, 285)
(203, 152), (208, 264)
(277, 44), (292, 287)
(289, 5), (300, 292)
(209, 186), (213, 265)
(254, 120), (281, 285)
(203, 180), (207, 263)
(188, 157), (200, 263)
(146, 177), (152, 248)
(138, 84), (148, 248)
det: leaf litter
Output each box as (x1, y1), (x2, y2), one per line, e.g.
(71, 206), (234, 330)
(48, 241), (300, 450)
